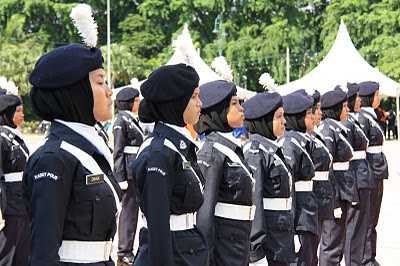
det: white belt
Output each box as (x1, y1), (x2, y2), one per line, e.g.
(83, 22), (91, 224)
(351, 150), (366, 160)
(143, 212), (196, 231)
(295, 180), (313, 192)
(4, 171), (23, 182)
(123, 146), (140, 154)
(263, 197), (292, 211)
(58, 240), (112, 263)
(366, 145), (382, 154)
(332, 161), (350, 171)
(312, 171), (329, 181)
(214, 202), (256, 221)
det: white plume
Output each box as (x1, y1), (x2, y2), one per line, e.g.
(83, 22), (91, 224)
(70, 4), (98, 47)
(259, 73), (277, 91)
(171, 24), (196, 67)
(339, 82), (348, 93)
(211, 56), (233, 82)
(0, 77), (7, 89)
(305, 87), (315, 96)
(130, 78), (141, 89)
(0, 77), (18, 95)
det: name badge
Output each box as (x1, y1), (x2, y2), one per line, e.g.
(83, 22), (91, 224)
(86, 174), (104, 185)
(274, 160), (282, 166)
(227, 162), (241, 167)
(182, 161), (191, 170)
(11, 144), (20, 151)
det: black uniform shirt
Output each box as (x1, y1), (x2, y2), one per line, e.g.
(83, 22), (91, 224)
(132, 122), (205, 265)
(113, 110), (144, 182)
(0, 126), (29, 215)
(23, 122), (122, 265)
(358, 108), (389, 179)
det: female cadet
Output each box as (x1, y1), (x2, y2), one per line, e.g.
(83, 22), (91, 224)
(358, 81), (388, 266)
(113, 87), (143, 265)
(23, 43), (122, 265)
(277, 89), (317, 266)
(193, 80), (255, 266)
(342, 83), (374, 266)
(0, 94), (30, 265)
(306, 91), (334, 266)
(318, 86), (357, 266)
(242, 92), (296, 266)
(131, 64), (208, 266)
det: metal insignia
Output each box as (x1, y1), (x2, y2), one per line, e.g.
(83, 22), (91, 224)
(86, 174), (104, 185)
(182, 161), (191, 169)
(11, 144), (20, 151)
(301, 141), (305, 147)
(180, 140), (187, 149)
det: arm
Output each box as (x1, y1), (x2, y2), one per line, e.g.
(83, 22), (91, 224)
(196, 144), (223, 264)
(23, 151), (74, 265)
(113, 117), (127, 183)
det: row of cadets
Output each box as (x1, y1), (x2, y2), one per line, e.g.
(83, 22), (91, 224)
(113, 87), (143, 265)
(23, 4), (122, 265)
(317, 85), (357, 265)
(358, 82), (388, 266)
(306, 90), (335, 266)
(193, 78), (255, 265)
(342, 83), (373, 266)
(131, 64), (208, 265)
(0, 92), (30, 265)
(278, 90), (318, 266)
(242, 88), (296, 265)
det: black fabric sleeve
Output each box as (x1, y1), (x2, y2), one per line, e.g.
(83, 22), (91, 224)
(113, 116), (127, 183)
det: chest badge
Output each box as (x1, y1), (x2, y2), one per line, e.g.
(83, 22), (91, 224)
(182, 161), (191, 169)
(301, 141), (306, 147)
(180, 140), (187, 149)
(11, 144), (20, 151)
(86, 173), (104, 185)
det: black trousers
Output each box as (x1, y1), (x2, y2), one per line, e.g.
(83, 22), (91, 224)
(344, 189), (371, 266)
(268, 259), (289, 266)
(118, 180), (139, 257)
(290, 231), (318, 266)
(363, 179), (384, 265)
(0, 215), (30, 266)
(319, 200), (351, 266)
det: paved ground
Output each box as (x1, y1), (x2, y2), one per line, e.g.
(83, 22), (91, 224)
(24, 135), (400, 264)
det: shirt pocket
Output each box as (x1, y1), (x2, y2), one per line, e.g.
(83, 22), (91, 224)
(265, 211), (292, 230)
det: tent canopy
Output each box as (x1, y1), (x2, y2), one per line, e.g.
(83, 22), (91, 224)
(277, 20), (400, 98)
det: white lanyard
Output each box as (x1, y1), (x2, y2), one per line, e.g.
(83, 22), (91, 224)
(1, 132), (29, 159)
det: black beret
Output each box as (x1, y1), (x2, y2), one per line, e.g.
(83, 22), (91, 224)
(312, 90), (320, 105)
(29, 43), (103, 89)
(140, 64), (199, 103)
(116, 87), (139, 101)
(347, 82), (360, 98)
(199, 80), (237, 109)
(0, 95), (22, 113)
(282, 89), (314, 114)
(0, 89), (6, 96)
(242, 92), (282, 120)
(321, 88), (348, 109)
(359, 81), (379, 96)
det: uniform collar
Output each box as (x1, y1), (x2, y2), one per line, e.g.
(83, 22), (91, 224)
(217, 131), (242, 147)
(124, 110), (138, 121)
(249, 133), (280, 152)
(1, 125), (23, 140)
(153, 122), (196, 156)
(361, 107), (377, 119)
(205, 131), (242, 151)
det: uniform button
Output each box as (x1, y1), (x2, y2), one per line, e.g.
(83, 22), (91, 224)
(188, 181), (192, 185)
(95, 195), (101, 201)
(108, 170), (112, 175)
(190, 248), (194, 254)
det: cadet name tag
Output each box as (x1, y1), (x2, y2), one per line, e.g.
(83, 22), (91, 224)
(227, 162), (241, 167)
(11, 144), (20, 151)
(86, 174), (104, 185)
(182, 161), (191, 169)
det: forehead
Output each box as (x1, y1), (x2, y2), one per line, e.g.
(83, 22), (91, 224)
(91, 68), (105, 77)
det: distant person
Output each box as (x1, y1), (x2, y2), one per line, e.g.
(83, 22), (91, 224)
(387, 109), (396, 139)
(376, 106), (387, 139)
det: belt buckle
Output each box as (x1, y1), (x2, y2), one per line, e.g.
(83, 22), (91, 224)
(186, 213), (190, 229)
(249, 206), (253, 220)
(104, 241), (109, 261)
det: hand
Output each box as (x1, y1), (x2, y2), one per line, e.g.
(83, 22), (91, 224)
(334, 207), (342, 219)
(294, 235), (301, 253)
(249, 257), (268, 266)
(119, 181), (128, 190)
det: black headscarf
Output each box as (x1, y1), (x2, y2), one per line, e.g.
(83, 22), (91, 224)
(285, 111), (307, 133)
(193, 96), (233, 135)
(139, 93), (192, 127)
(360, 93), (374, 108)
(322, 101), (343, 121)
(244, 112), (276, 140)
(30, 75), (96, 126)
(115, 98), (135, 111)
(347, 94), (357, 112)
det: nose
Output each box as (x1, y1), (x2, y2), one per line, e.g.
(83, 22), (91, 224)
(106, 85), (113, 97)
(198, 98), (202, 108)
(239, 104), (244, 112)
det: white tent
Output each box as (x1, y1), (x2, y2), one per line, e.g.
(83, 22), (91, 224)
(277, 19), (400, 98)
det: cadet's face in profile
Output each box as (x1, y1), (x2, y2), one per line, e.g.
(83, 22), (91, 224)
(273, 107), (286, 137)
(313, 102), (322, 126)
(372, 90), (380, 109)
(132, 97), (140, 113)
(13, 105), (24, 126)
(90, 69), (113, 122)
(354, 92), (361, 112)
(305, 108), (314, 131)
(227, 95), (244, 128)
(183, 87), (202, 125)
(340, 101), (350, 121)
